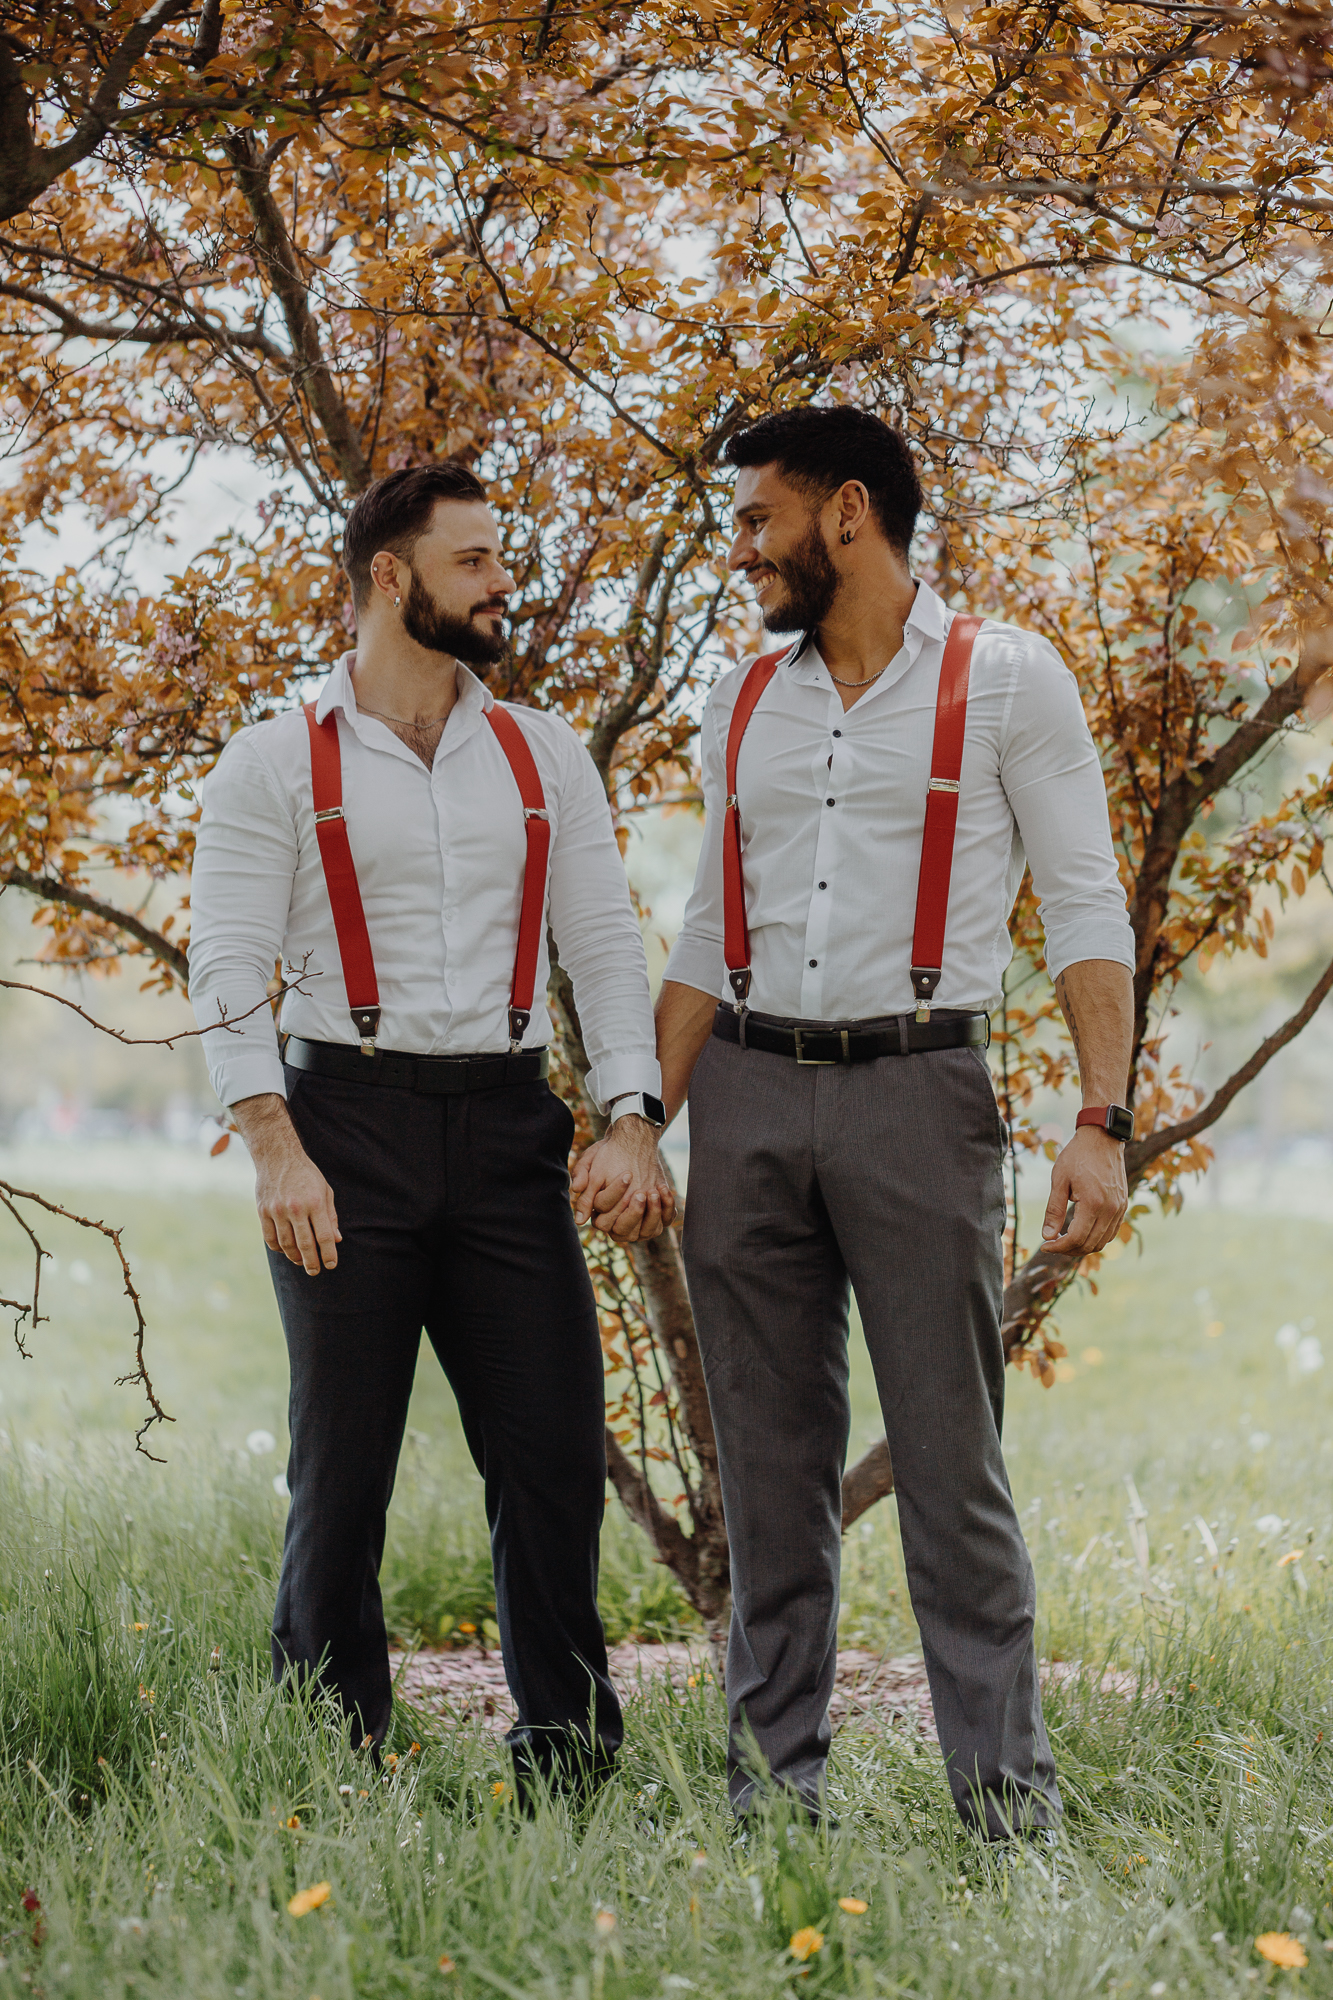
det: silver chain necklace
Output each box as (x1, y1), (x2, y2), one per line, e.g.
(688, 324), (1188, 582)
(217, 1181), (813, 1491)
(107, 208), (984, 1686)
(825, 663), (887, 689)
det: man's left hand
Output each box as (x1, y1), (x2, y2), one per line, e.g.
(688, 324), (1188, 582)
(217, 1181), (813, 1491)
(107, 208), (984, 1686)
(571, 1118), (676, 1242)
(1041, 1127), (1128, 1257)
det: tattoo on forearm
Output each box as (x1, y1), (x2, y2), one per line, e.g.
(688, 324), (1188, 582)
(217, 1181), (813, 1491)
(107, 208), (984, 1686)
(1056, 973), (1084, 1072)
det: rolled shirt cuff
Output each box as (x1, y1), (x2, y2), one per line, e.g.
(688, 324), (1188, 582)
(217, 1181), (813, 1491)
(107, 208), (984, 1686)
(209, 1046), (288, 1109)
(584, 1051), (663, 1116)
(1042, 918), (1136, 987)
(661, 933), (726, 1001)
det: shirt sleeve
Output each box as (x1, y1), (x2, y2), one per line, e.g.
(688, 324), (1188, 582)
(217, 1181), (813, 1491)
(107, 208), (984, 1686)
(187, 731), (297, 1107)
(661, 690), (728, 999)
(1000, 637), (1135, 982)
(544, 729), (662, 1112)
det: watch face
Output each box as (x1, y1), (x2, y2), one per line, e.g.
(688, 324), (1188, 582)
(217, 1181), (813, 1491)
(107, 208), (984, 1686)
(1107, 1104), (1135, 1142)
(644, 1094), (667, 1129)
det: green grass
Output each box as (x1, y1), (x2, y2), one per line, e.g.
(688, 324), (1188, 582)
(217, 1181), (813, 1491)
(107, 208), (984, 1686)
(2, 1189), (1333, 1993)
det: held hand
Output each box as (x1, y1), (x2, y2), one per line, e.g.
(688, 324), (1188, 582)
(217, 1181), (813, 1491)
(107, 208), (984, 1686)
(1041, 1127), (1128, 1259)
(570, 1118), (676, 1242)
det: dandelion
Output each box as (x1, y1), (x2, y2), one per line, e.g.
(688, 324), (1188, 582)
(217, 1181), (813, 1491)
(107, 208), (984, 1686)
(138, 1685), (155, 1708)
(438, 1956), (456, 1974)
(246, 1430), (276, 1456)
(491, 1781), (511, 1802)
(287, 1881), (332, 1918)
(410, 1743), (421, 1756)
(285, 1814), (301, 1829)
(1255, 1933), (1307, 1969)
(338, 1785), (353, 1797)
(690, 1850), (707, 1875)
(208, 1645), (221, 1672)
(385, 1753), (399, 1771)
(593, 1910), (617, 1936)
(459, 1622), (476, 1635)
(789, 1927), (824, 1962)
(838, 1897), (868, 1914)
(1279, 1549), (1304, 1566)
(358, 1790), (369, 1799)
(131, 1621), (148, 1632)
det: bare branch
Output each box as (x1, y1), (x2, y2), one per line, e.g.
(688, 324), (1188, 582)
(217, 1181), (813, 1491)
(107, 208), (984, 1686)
(1127, 948), (1333, 1176)
(2, 872), (189, 985)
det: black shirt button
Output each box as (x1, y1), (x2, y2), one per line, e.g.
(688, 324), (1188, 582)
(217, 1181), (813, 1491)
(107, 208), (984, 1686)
(818, 881), (827, 890)
(826, 797), (835, 806)
(832, 728), (842, 738)
(809, 958), (818, 968)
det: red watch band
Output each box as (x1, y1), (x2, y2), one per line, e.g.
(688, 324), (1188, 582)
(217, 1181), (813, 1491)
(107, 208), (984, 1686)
(1076, 1105), (1135, 1141)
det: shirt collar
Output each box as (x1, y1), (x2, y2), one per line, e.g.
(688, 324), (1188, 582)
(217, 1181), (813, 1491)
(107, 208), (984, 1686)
(782, 577), (951, 693)
(312, 653), (492, 740)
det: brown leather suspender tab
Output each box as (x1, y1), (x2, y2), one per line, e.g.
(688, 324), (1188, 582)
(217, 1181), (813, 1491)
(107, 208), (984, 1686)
(909, 613), (982, 1021)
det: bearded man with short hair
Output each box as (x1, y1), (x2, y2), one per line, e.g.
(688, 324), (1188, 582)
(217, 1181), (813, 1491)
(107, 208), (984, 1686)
(655, 407), (1136, 1835)
(189, 463), (672, 1791)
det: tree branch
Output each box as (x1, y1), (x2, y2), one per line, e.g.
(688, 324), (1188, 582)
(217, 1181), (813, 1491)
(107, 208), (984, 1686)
(1127, 946), (1333, 1176)
(1, 872), (189, 985)
(0, 0), (194, 224)
(225, 133), (372, 494)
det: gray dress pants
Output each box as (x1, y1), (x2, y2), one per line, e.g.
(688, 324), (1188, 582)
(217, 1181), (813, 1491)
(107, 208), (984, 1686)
(682, 1023), (1060, 1836)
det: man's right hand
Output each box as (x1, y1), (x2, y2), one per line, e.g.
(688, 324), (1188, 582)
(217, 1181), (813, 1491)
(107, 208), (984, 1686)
(231, 1093), (341, 1275)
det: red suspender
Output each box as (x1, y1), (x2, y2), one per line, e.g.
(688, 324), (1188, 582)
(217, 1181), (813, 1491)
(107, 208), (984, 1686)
(302, 701), (550, 1059)
(909, 613), (983, 1021)
(482, 705), (551, 1052)
(304, 704), (382, 1054)
(719, 613), (984, 1024)
(722, 648), (787, 1006)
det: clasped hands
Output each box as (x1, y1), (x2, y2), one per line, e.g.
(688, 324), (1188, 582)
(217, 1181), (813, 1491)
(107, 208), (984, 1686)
(570, 1115), (675, 1242)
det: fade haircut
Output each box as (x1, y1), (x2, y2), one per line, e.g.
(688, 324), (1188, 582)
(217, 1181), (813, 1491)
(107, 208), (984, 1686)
(342, 462), (489, 609)
(723, 406), (923, 557)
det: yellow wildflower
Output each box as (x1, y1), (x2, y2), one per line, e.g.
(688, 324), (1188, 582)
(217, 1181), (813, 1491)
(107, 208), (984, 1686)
(287, 1881), (332, 1918)
(838, 1897), (868, 1914)
(789, 1927), (824, 1962)
(1256, 1933), (1308, 1969)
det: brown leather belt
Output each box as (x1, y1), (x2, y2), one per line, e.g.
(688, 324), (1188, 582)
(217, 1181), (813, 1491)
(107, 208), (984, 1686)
(711, 1003), (990, 1063)
(283, 1036), (550, 1094)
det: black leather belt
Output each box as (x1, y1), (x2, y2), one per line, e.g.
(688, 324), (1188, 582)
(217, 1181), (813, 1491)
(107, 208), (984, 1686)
(283, 1036), (550, 1094)
(711, 1004), (990, 1063)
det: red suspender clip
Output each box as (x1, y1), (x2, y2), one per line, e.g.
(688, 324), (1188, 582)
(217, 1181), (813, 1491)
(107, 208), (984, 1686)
(720, 613), (984, 1032)
(303, 700), (550, 1061)
(909, 613), (982, 1021)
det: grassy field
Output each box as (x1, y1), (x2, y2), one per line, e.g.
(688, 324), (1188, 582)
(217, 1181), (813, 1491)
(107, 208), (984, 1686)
(1, 1181), (1333, 1994)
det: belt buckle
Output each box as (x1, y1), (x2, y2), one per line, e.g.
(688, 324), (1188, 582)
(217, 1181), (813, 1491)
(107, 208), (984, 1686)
(793, 1026), (847, 1065)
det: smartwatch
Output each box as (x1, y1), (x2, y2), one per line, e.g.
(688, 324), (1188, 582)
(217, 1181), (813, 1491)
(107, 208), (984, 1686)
(608, 1092), (667, 1130)
(1075, 1104), (1135, 1142)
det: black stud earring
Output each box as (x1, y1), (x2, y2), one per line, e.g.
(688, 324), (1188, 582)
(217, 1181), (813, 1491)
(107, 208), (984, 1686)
(840, 531), (854, 545)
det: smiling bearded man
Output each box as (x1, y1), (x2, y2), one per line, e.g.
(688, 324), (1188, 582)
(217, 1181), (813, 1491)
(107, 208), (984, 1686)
(188, 463), (672, 1797)
(653, 407), (1136, 1836)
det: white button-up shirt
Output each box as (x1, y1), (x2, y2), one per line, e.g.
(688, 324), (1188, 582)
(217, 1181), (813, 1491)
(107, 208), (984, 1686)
(188, 655), (662, 1110)
(664, 581), (1133, 1019)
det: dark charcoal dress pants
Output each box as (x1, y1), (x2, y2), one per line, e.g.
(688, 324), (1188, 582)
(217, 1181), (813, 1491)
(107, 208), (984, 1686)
(682, 1025), (1060, 1837)
(266, 1063), (622, 1783)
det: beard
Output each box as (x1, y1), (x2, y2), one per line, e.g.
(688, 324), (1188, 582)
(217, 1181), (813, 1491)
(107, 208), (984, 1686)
(401, 569), (512, 670)
(759, 520), (842, 634)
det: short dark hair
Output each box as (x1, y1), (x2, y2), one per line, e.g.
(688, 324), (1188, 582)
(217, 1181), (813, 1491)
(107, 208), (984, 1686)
(723, 406), (922, 556)
(342, 463), (489, 608)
